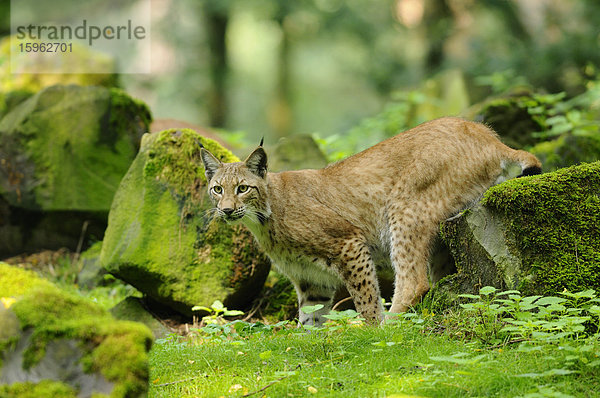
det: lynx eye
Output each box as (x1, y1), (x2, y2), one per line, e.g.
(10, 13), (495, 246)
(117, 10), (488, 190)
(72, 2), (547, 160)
(212, 186), (223, 195)
(237, 185), (249, 194)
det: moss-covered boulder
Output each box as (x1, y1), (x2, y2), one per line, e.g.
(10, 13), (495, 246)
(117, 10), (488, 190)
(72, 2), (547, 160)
(530, 133), (600, 172)
(435, 162), (600, 303)
(0, 85), (151, 257)
(0, 263), (153, 397)
(267, 135), (328, 172)
(465, 89), (544, 149)
(100, 129), (270, 316)
(0, 35), (120, 120)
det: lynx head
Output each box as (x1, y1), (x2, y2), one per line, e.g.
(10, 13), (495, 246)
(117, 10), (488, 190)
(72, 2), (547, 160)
(200, 143), (270, 224)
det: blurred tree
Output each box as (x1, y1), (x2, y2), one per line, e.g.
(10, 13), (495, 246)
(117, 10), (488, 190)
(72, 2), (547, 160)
(204, 1), (231, 128)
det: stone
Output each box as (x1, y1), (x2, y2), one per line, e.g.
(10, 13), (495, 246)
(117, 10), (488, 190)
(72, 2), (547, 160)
(0, 263), (153, 398)
(267, 135), (328, 172)
(465, 89), (544, 149)
(0, 85), (152, 257)
(531, 133), (600, 172)
(110, 297), (171, 339)
(100, 129), (270, 317)
(434, 162), (600, 303)
(76, 242), (108, 289)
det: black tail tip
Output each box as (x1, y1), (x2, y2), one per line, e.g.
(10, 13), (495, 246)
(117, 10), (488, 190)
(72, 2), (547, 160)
(519, 166), (542, 177)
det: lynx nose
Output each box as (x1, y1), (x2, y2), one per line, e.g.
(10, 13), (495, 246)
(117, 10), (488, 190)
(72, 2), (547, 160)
(222, 208), (234, 216)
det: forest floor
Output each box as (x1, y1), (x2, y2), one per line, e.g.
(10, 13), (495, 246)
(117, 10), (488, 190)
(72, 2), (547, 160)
(6, 249), (600, 398)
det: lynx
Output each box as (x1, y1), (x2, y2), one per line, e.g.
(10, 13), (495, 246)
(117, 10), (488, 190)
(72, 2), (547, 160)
(200, 117), (541, 325)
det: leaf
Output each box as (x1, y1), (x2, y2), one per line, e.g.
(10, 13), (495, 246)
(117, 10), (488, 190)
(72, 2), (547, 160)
(300, 304), (324, 314)
(228, 384), (243, 393)
(479, 286), (497, 296)
(516, 368), (576, 378)
(211, 300), (225, 311)
(496, 290), (521, 297)
(223, 309), (244, 317)
(429, 353), (487, 365)
(323, 309), (360, 320)
(259, 350), (272, 360)
(536, 296), (567, 306)
(0, 297), (16, 308)
(191, 305), (211, 312)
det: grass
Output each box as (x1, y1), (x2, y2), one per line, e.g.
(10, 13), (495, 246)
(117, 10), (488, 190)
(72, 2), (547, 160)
(148, 289), (600, 398)
(148, 321), (598, 397)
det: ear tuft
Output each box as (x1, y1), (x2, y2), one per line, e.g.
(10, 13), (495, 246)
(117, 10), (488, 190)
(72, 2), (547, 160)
(245, 147), (268, 178)
(200, 148), (222, 182)
(259, 137), (264, 147)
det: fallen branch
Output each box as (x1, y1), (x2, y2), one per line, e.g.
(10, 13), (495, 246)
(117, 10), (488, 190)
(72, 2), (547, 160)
(155, 375), (205, 387)
(242, 364), (301, 397)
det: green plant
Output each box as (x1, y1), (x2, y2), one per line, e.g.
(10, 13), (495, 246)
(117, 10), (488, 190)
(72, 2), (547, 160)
(192, 300), (244, 326)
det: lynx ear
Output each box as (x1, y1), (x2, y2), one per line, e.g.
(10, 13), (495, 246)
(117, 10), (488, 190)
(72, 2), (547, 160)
(200, 148), (222, 182)
(244, 147), (268, 178)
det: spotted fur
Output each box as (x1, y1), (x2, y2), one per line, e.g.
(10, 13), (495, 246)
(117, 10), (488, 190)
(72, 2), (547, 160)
(200, 117), (541, 325)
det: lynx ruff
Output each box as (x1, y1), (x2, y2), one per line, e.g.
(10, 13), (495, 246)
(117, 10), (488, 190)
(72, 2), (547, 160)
(200, 117), (541, 326)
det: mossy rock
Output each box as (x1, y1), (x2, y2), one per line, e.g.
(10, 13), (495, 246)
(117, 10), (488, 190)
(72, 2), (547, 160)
(434, 162), (600, 305)
(465, 89), (543, 149)
(267, 135), (328, 172)
(0, 380), (78, 398)
(0, 263), (153, 397)
(0, 85), (151, 257)
(100, 129), (271, 316)
(531, 133), (600, 172)
(110, 297), (171, 339)
(0, 84), (150, 211)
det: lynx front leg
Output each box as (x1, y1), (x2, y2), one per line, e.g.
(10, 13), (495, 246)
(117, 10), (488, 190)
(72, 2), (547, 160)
(336, 237), (383, 325)
(293, 280), (336, 327)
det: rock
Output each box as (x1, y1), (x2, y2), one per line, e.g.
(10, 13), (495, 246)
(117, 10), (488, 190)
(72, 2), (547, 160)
(531, 133), (600, 172)
(267, 135), (328, 172)
(0, 85), (152, 257)
(465, 89), (544, 149)
(76, 242), (108, 289)
(0, 380), (78, 398)
(110, 297), (171, 339)
(0, 263), (153, 398)
(100, 129), (270, 316)
(435, 162), (600, 302)
(150, 118), (231, 149)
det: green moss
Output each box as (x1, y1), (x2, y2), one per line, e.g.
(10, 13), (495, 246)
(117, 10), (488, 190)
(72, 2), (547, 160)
(0, 263), (55, 297)
(143, 128), (238, 192)
(0, 85), (151, 211)
(0, 380), (78, 398)
(531, 134), (600, 172)
(481, 161), (600, 295)
(0, 263), (153, 397)
(101, 129), (270, 315)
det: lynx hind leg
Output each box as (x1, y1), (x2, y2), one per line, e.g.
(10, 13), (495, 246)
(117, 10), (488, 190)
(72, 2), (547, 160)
(388, 204), (438, 316)
(294, 281), (336, 327)
(336, 237), (383, 325)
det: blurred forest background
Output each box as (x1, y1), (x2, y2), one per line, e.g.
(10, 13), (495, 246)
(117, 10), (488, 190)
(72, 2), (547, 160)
(2, 0), (600, 152)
